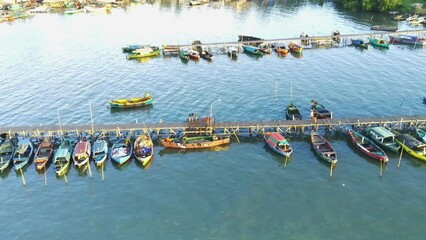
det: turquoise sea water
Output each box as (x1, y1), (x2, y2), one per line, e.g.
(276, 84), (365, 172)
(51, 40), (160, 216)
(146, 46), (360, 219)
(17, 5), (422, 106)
(1, 1), (426, 239)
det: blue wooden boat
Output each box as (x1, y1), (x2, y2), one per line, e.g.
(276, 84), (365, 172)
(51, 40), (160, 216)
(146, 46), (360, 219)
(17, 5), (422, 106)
(242, 45), (263, 56)
(53, 138), (73, 176)
(13, 138), (34, 171)
(92, 139), (108, 166)
(179, 49), (189, 61)
(389, 35), (426, 46)
(111, 138), (133, 165)
(0, 139), (16, 172)
(264, 132), (293, 157)
(351, 39), (369, 49)
(415, 127), (426, 144)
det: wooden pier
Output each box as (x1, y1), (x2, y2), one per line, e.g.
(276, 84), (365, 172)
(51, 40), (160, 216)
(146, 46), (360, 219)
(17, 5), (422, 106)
(2, 115), (426, 138)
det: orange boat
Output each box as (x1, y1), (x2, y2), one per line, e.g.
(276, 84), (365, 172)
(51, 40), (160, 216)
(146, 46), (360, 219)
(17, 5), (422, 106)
(34, 137), (54, 171)
(160, 135), (230, 149)
(288, 42), (303, 54)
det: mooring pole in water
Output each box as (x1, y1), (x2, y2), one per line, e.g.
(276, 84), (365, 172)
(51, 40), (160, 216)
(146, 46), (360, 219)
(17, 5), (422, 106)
(284, 156), (288, 168)
(44, 165), (47, 186)
(398, 140), (405, 168)
(101, 162), (104, 181)
(329, 162), (334, 177)
(233, 131), (240, 143)
(19, 168), (26, 186)
(380, 160), (383, 178)
(87, 161), (92, 179)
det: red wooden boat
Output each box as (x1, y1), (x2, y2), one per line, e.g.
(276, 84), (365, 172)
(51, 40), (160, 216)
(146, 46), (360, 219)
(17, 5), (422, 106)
(34, 137), (54, 171)
(188, 50), (200, 60)
(348, 129), (388, 162)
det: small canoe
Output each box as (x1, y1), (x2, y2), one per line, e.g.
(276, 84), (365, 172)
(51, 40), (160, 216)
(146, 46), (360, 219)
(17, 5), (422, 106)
(311, 130), (337, 164)
(34, 137), (54, 171)
(92, 139), (108, 166)
(274, 44), (289, 55)
(13, 138), (34, 171)
(395, 134), (426, 161)
(258, 44), (272, 54)
(109, 93), (153, 109)
(111, 138), (133, 165)
(348, 129), (389, 163)
(288, 42), (303, 54)
(73, 139), (91, 168)
(366, 126), (400, 153)
(264, 132), (293, 157)
(285, 103), (302, 120)
(200, 49), (214, 61)
(0, 139), (16, 172)
(415, 127), (426, 143)
(134, 134), (154, 166)
(351, 39), (369, 49)
(53, 138), (73, 176)
(127, 46), (161, 59)
(389, 35), (426, 46)
(189, 0), (209, 6)
(238, 35), (264, 45)
(242, 45), (263, 56)
(162, 45), (180, 56)
(179, 49), (190, 61)
(370, 25), (398, 32)
(370, 38), (389, 49)
(160, 135), (230, 149)
(188, 50), (200, 60)
(227, 47), (238, 58)
(311, 100), (332, 119)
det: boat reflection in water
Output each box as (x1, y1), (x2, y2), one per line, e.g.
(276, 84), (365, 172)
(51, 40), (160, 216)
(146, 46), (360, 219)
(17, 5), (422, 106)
(291, 52), (303, 59)
(135, 156), (155, 170)
(158, 145), (230, 156)
(109, 104), (153, 113)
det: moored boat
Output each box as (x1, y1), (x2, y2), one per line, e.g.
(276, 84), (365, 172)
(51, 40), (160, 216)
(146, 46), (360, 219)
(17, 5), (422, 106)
(53, 138), (72, 176)
(370, 38), (389, 48)
(258, 44), (272, 54)
(242, 45), (263, 56)
(366, 126), (400, 153)
(200, 49), (214, 61)
(160, 134), (230, 149)
(285, 103), (302, 120)
(288, 42), (303, 54)
(311, 100), (332, 119)
(127, 46), (160, 59)
(109, 93), (153, 109)
(162, 45), (180, 56)
(273, 43), (289, 55)
(351, 39), (369, 49)
(179, 48), (190, 61)
(264, 132), (293, 157)
(189, 0), (209, 6)
(370, 25), (398, 32)
(13, 138), (34, 171)
(92, 139), (108, 166)
(389, 35), (426, 46)
(395, 134), (426, 161)
(188, 50), (200, 60)
(73, 139), (91, 168)
(348, 129), (389, 162)
(64, 8), (84, 14)
(122, 44), (148, 53)
(111, 138), (133, 165)
(134, 134), (154, 166)
(238, 35), (264, 45)
(311, 130), (337, 164)
(34, 137), (54, 171)
(415, 127), (426, 143)
(0, 139), (16, 172)
(227, 47), (238, 58)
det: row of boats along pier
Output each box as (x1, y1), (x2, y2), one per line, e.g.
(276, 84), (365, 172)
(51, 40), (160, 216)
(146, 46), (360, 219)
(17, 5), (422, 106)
(1, 113), (426, 183)
(121, 30), (426, 61)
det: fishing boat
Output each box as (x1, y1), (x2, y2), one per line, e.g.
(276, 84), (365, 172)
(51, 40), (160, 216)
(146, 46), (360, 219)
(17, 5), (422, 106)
(111, 138), (133, 165)
(389, 35), (426, 46)
(311, 100), (332, 119)
(311, 130), (337, 164)
(395, 134), (426, 161)
(34, 137), (54, 171)
(366, 126), (400, 153)
(179, 48), (190, 61)
(13, 138), (34, 171)
(200, 49), (214, 61)
(227, 47), (238, 58)
(122, 44), (148, 53)
(160, 134), (230, 149)
(242, 45), (263, 56)
(274, 43), (289, 55)
(53, 138), (72, 176)
(188, 50), (200, 60)
(264, 132), (293, 157)
(288, 43), (303, 54)
(285, 103), (302, 120)
(238, 35), (264, 45)
(348, 129), (389, 163)
(162, 45), (180, 56)
(370, 38), (389, 48)
(189, 0), (209, 6)
(0, 139), (15, 172)
(370, 25), (398, 32)
(92, 139), (108, 166)
(415, 127), (426, 143)
(351, 39), (369, 49)
(258, 44), (273, 54)
(73, 139), (91, 168)
(127, 46), (161, 59)
(109, 93), (153, 109)
(134, 134), (154, 166)
(331, 30), (341, 42)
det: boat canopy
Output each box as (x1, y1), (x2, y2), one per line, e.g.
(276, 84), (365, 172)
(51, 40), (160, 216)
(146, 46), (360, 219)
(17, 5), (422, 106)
(371, 127), (395, 138)
(55, 148), (69, 159)
(267, 133), (289, 147)
(74, 142), (89, 156)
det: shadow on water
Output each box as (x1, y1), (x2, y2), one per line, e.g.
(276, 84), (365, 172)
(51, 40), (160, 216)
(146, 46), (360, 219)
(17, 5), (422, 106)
(262, 144), (293, 167)
(134, 156), (155, 170)
(291, 52), (303, 59)
(111, 158), (132, 171)
(109, 104), (154, 114)
(345, 140), (387, 170)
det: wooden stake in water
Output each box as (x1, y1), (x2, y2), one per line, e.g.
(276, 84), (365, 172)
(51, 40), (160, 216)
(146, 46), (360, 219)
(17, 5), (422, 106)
(380, 160), (383, 178)
(398, 140), (405, 168)
(101, 161), (104, 181)
(44, 165), (47, 186)
(284, 156), (288, 168)
(233, 132), (240, 143)
(329, 162), (334, 177)
(87, 161), (92, 179)
(19, 168), (26, 186)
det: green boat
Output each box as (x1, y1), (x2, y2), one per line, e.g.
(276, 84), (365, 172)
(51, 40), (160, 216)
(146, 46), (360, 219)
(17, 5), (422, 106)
(127, 46), (161, 60)
(370, 38), (389, 49)
(366, 126), (400, 153)
(53, 138), (73, 176)
(179, 49), (189, 61)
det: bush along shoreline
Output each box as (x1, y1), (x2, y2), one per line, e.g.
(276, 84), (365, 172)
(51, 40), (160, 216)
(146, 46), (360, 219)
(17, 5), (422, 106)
(334, 0), (426, 14)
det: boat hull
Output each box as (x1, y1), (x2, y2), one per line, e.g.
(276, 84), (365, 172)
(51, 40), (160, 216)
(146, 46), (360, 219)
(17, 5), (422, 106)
(395, 139), (426, 161)
(348, 130), (388, 162)
(264, 133), (293, 157)
(311, 131), (337, 164)
(161, 137), (230, 149)
(109, 96), (153, 109)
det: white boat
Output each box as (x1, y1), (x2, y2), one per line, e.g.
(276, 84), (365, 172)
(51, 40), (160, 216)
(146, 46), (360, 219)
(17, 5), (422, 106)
(227, 47), (238, 58)
(92, 139), (108, 166)
(189, 0), (209, 6)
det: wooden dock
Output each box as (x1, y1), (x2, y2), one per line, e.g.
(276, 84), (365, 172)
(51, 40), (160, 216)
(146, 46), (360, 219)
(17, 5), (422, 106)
(2, 115), (426, 138)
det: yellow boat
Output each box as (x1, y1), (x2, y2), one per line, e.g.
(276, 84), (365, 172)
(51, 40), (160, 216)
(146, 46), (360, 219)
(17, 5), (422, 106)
(395, 134), (426, 161)
(109, 93), (153, 109)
